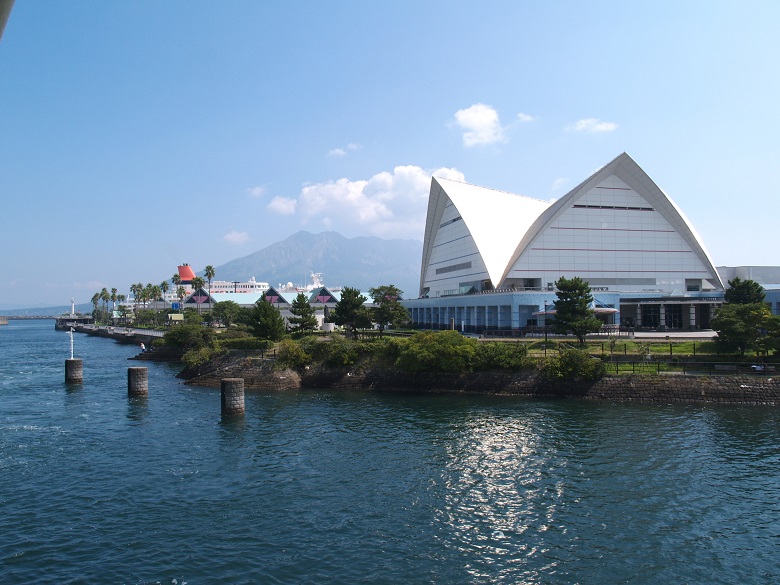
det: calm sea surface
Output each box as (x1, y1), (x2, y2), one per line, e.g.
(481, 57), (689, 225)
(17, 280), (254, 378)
(1, 320), (779, 584)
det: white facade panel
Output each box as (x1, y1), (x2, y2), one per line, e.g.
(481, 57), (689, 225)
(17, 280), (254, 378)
(418, 153), (724, 300)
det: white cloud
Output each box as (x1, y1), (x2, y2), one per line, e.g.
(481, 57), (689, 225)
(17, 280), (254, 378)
(270, 165), (464, 239)
(567, 118), (618, 133)
(453, 103), (507, 147)
(247, 186), (266, 198)
(267, 196), (297, 215)
(516, 112), (536, 123)
(328, 143), (362, 157)
(223, 231), (250, 245)
(552, 177), (569, 191)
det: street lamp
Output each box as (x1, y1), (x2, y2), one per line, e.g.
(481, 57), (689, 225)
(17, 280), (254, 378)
(544, 299), (548, 356)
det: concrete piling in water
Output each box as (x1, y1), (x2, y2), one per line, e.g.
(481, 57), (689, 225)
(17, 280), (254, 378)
(65, 358), (83, 384)
(128, 367), (149, 397)
(221, 378), (245, 416)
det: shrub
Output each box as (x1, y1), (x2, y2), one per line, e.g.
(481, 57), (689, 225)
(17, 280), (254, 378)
(322, 335), (361, 366)
(474, 341), (532, 371)
(182, 346), (219, 367)
(276, 339), (312, 369)
(395, 330), (477, 373)
(163, 323), (215, 350)
(540, 347), (606, 381)
(218, 338), (274, 351)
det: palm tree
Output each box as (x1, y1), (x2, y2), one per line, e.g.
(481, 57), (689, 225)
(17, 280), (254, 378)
(149, 284), (162, 325)
(176, 286), (186, 311)
(110, 288), (118, 312)
(100, 288), (110, 322)
(130, 283), (143, 313)
(190, 276), (206, 314)
(204, 265), (215, 311)
(91, 292), (100, 317)
(117, 294), (127, 320)
(160, 280), (170, 305)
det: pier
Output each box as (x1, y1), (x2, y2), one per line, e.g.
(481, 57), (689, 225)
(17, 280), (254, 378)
(61, 321), (164, 347)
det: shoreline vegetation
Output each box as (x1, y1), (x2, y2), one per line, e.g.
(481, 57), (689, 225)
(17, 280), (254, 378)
(122, 324), (779, 406)
(70, 272), (780, 406)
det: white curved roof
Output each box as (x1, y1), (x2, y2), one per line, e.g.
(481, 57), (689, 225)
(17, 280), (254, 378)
(420, 153), (723, 295)
(424, 177), (550, 286)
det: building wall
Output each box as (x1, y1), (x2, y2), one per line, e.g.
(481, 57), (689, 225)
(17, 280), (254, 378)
(506, 175), (716, 294)
(422, 199), (490, 298)
(403, 291), (621, 333)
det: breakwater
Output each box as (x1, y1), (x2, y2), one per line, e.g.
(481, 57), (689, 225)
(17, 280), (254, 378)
(182, 355), (780, 405)
(66, 323), (164, 347)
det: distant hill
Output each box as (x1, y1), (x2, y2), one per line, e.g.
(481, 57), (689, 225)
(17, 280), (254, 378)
(0, 303), (93, 317)
(207, 231), (422, 298)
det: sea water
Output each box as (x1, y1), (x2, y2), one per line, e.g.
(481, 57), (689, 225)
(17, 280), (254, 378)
(1, 319), (779, 584)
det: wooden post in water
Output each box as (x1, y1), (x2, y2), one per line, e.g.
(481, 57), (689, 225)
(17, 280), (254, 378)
(65, 359), (83, 384)
(128, 367), (148, 397)
(221, 378), (245, 416)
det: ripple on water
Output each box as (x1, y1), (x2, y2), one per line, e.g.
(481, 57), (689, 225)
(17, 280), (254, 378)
(2, 323), (780, 582)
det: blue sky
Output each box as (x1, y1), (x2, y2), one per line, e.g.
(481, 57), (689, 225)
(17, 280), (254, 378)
(1, 1), (779, 307)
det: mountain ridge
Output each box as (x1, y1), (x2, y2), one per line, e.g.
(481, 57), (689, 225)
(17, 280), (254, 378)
(207, 231), (422, 297)
(0, 232), (423, 314)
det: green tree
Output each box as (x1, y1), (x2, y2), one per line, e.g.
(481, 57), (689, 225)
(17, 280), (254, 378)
(150, 284), (162, 324)
(724, 277), (765, 305)
(100, 287), (110, 319)
(176, 286), (186, 310)
(160, 280), (170, 306)
(244, 293), (287, 340)
(190, 276), (206, 314)
(90, 292), (100, 319)
(550, 276), (602, 344)
(368, 284), (410, 337)
(331, 286), (371, 338)
(130, 282), (143, 313)
(761, 315), (780, 355)
(711, 302), (771, 356)
(204, 265), (216, 310)
(212, 300), (241, 327)
(288, 292), (318, 336)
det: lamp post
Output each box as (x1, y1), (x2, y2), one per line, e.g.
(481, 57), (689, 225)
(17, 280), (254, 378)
(544, 299), (548, 356)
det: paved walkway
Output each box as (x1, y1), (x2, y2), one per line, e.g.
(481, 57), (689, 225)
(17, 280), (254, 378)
(633, 330), (716, 340)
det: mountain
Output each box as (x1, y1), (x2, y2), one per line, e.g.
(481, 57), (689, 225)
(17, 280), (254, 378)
(0, 303), (93, 317)
(208, 231), (422, 298)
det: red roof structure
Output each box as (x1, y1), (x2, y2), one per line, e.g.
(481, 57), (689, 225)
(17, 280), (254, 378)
(178, 264), (196, 283)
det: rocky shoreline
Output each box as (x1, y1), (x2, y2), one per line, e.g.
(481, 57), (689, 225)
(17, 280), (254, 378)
(178, 353), (780, 406)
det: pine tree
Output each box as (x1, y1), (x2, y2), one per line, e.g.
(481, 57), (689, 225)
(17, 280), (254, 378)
(288, 292), (318, 335)
(247, 293), (287, 341)
(369, 284), (410, 337)
(331, 287), (371, 338)
(724, 277), (765, 305)
(550, 276), (602, 344)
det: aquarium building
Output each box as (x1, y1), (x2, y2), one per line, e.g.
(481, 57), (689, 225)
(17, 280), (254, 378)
(402, 153), (725, 333)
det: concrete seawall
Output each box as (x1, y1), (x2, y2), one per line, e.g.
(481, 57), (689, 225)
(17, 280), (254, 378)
(69, 324), (163, 348)
(183, 357), (780, 405)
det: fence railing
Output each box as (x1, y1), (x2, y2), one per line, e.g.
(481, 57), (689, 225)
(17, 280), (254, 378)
(603, 361), (775, 375)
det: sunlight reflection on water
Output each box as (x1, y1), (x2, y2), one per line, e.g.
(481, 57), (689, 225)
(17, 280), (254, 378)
(1, 322), (780, 583)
